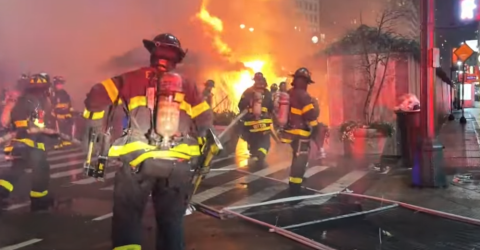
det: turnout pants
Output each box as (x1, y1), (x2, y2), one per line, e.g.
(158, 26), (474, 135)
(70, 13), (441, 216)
(0, 147), (51, 209)
(112, 159), (191, 250)
(288, 139), (310, 188)
(243, 131), (270, 161)
(56, 118), (74, 147)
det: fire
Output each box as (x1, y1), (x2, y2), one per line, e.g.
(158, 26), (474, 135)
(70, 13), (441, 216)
(195, 0), (285, 112)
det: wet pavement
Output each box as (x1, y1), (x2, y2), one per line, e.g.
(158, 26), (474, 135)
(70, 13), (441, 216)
(2, 126), (480, 249)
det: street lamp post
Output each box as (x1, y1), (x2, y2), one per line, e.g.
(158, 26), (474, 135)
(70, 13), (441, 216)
(414, 0), (447, 188)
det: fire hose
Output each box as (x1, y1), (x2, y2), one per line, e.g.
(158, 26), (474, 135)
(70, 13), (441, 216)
(190, 109), (248, 198)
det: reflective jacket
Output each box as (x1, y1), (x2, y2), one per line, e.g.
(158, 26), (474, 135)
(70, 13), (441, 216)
(52, 89), (73, 120)
(82, 66), (213, 168)
(238, 87), (274, 133)
(280, 88), (319, 143)
(6, 90), (52, 153)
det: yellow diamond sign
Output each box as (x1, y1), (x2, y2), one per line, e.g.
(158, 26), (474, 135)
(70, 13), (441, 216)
(454, 44), (474, 63)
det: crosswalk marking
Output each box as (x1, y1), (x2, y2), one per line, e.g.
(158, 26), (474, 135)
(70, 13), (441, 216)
(192, 161), (289, 203)
(0, 238), (43, 250)
(298, 170), (369, 206)
(1, 144), (372, 218)
(226, 166), (329, 213)
(0, 151), (84, 168)
(100, 162), (240, 191)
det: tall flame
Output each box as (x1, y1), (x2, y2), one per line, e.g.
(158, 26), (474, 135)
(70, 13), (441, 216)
(195, 0), (285, 112)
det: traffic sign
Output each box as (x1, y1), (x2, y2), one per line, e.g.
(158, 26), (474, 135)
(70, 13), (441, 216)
(454, 43), (474, 62)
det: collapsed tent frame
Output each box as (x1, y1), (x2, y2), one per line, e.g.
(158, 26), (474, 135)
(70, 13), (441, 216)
(193, 171), (480, 249)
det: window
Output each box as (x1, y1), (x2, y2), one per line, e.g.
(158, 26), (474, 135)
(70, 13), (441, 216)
(314, 15), (317, 23)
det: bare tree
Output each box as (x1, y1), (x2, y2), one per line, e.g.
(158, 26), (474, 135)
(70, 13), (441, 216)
(356, 1), (416, 124)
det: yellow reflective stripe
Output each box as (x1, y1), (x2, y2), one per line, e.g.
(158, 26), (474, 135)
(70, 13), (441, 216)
(244, 119), (273, 126)
(289, 177), (303, 184)
(4, 146), (12, 152)
(33, 119), (45, 128)
(280, 138), (292, 143)
(108, 141), (200, 159)
(0, 180), (13, 192)
(197, 137), (206, 145)
(14, 120), (28, 127)
(12, 139), (45, 150)
(248, 107), (268, 113)
(113, 244), (141, 250)
(249, 126), (271, 132)
(128, 96), (147, 110)
(191, 101), (210, 119)
(56, 114), (72, 119)
(82, 109), (105, 120)
(285, 129), (311, 137)
(308, 120), (318, 126)
(302, 103), (314, 113)
(180, 101), (192, 116)
(290, 107), (302, 115)
(30, 190), (48, 198)
(108, 141), (156, 156)
(290, 104), (314, 115)
(55, 103), (69, 108)
(174, 93), (185, 102)
(129, 151), (190, 167)
(258, 148), (267, 155)
(101, 78), (119, 102)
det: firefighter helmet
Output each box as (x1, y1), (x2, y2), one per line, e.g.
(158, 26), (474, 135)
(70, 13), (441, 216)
(143, 33), (187, 64)
(291, 67), (314, 83)
(270, 83), (278, 92)
(252, 72), (264, 81)
(205, 79), (215, 88)
(53, 76), (66, 85)
(27, 73), (51, 89)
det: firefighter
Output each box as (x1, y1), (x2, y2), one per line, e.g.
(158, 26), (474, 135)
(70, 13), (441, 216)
(51, 76), (74, 148)
(3, 77), (27, 160)
(270, 83), (278, 94)
(81, 33), (213, 250)
(0, 73), (55, 212)
(279, 68), (319, 193)
(203, 79), (214, 107)
(279, 81), (287, 92)
(238, 72), (273, 166)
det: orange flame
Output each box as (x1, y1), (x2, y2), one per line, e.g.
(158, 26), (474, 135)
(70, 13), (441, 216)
(195, 0), (285, 112)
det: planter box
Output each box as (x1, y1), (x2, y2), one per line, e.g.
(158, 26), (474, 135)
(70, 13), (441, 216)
(344, 128), (387, 159)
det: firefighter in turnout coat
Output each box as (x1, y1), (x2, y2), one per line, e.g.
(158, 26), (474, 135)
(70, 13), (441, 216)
(279, 68), (319, 193)
(51, 76), (74, 148)
(238, 72), (274, 166)
(81, 33), (213, 250)
(0, 73), (55, 212)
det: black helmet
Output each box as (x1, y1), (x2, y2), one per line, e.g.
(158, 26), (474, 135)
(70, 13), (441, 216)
(270, 83), (278, 91)
(142, 33), (187, 64)
(53, 76), (66, 85)
(252, 72), (264, 81)
(27, 73), (51, 89)
(291, 67), (314, 83)
(205, 79), (215, 88)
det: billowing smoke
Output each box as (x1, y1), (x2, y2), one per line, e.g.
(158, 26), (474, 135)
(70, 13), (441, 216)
(0, 0), (340, 109)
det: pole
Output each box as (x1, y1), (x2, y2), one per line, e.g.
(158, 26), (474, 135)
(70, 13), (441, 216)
(448, 65), (454, 120)
(460, 62), (467, 124)
(414, 0), (447, 188)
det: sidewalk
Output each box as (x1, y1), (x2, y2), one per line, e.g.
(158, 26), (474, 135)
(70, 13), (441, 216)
(364, 107), (480, 220)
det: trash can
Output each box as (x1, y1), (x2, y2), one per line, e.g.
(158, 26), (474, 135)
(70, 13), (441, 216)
(395, 110), (420, 168)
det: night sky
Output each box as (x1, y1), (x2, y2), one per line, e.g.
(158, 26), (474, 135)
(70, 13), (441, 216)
(437, 0), (478, 72)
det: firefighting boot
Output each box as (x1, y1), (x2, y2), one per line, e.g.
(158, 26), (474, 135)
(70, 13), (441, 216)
(288, 182), (304, 196)
(30, 195), (54, 213)
(0, 188), (10, 215)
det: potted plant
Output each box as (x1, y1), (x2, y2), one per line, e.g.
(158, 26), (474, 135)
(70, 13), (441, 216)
(340, 120), (394, 157)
